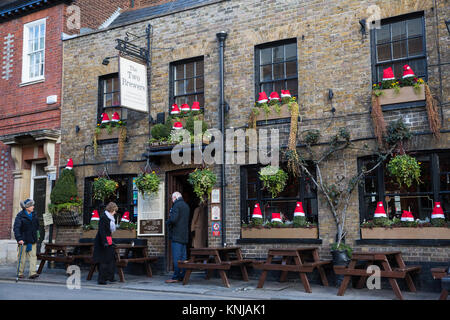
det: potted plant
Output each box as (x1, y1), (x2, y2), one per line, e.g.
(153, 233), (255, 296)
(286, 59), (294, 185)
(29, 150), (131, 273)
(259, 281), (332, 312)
(48, 159), (83, 226)
(188, 168), (217, 204)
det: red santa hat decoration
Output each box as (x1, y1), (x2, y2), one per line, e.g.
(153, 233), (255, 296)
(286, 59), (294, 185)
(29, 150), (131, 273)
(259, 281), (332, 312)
(382, 67), (395, 81)
(401, 210), (415, 222)
(374, 202), (387, 218)
(170, 104), (180, 115)
(271, 212), (282, 223)
(402, 64), (415, 78)
(269, 92), (280, 101)
(191, 101), (201, 112)
(252, 203), (263, 219)
(180, 103), (190, 112)
(257, 92), (269, 104)
(111, 112), (120, 122)
(172, 122), (183, 130)
(281, 90), (291, 98)
(65, 158), (74, 170)
(121, 211), (130, 223)
(101, 113), (110, 124)
(294, 202), (305, 217)
(91, 209), (100, 221)
(431, 202), (445, 219)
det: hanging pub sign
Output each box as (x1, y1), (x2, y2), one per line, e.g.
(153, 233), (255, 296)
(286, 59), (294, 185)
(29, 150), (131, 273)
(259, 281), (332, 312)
(137, 181), (164, 236)
(119, 56), (148, 113)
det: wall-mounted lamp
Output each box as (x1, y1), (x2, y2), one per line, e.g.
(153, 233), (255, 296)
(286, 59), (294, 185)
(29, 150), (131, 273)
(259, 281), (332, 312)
(446, 20), (450, 36)
(101, 56), (118, 66)
(359, 19), (367, 37)
(328, 89), (334, 100)
(75, 125), (80, 133)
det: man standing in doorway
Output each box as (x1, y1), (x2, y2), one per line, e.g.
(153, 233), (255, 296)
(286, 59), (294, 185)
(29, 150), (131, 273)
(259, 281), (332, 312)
(165, 191), (190, 283)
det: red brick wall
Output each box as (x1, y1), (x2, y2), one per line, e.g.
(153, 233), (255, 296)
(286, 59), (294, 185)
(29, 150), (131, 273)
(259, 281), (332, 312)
(0, 6), (64, 137)
(0, 143), (14, 239)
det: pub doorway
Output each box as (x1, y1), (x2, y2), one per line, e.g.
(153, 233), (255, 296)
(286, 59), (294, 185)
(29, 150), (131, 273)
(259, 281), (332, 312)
(166, 169), (207, 271)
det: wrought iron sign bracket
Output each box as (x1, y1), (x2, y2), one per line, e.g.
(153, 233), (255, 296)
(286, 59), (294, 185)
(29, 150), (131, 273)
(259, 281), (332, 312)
(115, 26), (151, 65)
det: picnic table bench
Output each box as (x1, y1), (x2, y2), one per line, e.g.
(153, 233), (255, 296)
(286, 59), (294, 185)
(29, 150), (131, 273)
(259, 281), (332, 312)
(334, 251), (421, 300)
(177, 246), (253, 287)
(37, 242), (94, 275)
(431, 267), (449, 300)
(253, 247), (331, 293)
(87, 244), (157, 282)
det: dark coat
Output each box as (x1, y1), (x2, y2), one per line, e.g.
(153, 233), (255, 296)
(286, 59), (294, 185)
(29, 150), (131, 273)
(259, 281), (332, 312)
(167, 198), (190, 244)
(13, 210), (39, 244)
(93, 213), (115, 264)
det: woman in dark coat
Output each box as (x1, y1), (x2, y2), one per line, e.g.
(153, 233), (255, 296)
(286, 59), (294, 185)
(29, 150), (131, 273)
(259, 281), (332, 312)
(93, 202), (118, 285)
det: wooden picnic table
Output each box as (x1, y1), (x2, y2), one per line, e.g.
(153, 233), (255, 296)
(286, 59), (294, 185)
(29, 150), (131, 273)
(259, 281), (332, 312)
(334, 251), (421, 300)
(37, 242), (94, 275)
(431, 267), (449, 300)
(87, 244), (157, 282)
(177, 246), (253, 287)
(253, 247), (331, 293)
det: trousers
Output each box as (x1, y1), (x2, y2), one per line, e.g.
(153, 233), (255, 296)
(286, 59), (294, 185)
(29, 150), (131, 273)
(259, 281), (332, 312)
(17, 243), (37, 277)
(171, 241), (187, 280)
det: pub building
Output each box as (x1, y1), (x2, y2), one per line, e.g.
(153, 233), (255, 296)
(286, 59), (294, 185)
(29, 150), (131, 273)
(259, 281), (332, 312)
(59, 0), (449, 290)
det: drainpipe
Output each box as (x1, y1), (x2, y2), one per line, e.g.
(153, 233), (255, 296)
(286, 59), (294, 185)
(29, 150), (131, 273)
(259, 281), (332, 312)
(216, 31), (227, 247)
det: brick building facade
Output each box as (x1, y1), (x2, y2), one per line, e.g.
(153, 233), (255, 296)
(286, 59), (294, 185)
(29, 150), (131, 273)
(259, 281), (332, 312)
(57, 0), (449, 290)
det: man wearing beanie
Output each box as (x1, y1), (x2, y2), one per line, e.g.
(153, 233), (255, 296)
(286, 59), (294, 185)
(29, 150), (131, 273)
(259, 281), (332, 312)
(13, 198), (40, 279)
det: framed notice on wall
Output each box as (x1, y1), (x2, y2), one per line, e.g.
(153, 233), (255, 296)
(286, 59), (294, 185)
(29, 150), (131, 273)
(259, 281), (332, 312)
(137, 181), (165, 236)
(119, 56), (148, 113)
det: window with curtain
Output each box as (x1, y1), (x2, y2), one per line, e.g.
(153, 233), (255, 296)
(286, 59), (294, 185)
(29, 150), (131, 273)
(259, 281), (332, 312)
(255, 39), (298, 99)
(358, 151), (450, 222)
(371, 12), (427, 83)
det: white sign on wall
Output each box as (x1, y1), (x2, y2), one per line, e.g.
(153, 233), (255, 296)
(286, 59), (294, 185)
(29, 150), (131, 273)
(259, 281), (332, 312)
(137, 181), (164, 236)
(119, 56), (148, 113)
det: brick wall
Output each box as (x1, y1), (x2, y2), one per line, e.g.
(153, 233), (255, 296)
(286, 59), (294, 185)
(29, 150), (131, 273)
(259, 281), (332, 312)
(0, 144), (14, 239)
(0, 6), (63, 137)
(61, 0), (449, 270)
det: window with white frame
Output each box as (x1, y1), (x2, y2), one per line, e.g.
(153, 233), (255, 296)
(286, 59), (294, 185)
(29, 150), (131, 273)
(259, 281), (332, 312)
(22, 18), (46, 83)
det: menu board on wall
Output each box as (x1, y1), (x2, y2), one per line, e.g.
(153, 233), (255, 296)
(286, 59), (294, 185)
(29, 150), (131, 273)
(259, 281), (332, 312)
(137, 181), (165, 236)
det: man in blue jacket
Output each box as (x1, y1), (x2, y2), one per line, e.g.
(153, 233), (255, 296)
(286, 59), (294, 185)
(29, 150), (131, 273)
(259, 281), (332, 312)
(13, 198), (40, 279)
(165, 191), (190, 283)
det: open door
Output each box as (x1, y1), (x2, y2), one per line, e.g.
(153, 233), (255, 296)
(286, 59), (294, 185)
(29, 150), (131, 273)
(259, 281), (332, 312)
(166, 169), (205, 271)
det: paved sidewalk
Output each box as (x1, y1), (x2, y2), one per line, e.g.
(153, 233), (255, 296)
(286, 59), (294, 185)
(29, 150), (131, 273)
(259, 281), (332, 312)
(0, 263), (440, 300)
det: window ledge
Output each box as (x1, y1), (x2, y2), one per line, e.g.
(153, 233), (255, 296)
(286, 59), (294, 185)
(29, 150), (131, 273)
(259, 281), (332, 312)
(356, 239), (450, 246)
(19, 78), (45, 87)
(237, 238), (322, 244)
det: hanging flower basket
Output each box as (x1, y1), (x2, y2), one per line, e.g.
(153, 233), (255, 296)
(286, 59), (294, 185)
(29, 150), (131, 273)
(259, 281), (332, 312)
(258, 166), (288, 199)
(93, 177), (119, 202)
(135, 172), (160, 196)
(188, 168), (217, 204)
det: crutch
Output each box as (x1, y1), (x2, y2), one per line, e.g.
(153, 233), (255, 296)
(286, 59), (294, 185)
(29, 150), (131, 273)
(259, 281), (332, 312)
(16, 244), (23, 282)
